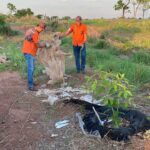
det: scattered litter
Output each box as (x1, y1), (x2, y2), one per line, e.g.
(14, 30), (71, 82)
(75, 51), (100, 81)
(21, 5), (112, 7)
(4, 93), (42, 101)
(55, 120), (70, 129)
(51, 134), (58, 138)
(42, 70), (46, 74)
(0, 54), (9, 64)
(48, 95), (59, 105)
(37, 33), (70, 84)
(64, 87), (73, 92)
(144, 130), (150, 139)
(36, 89), (55, 97)
(76, 113), (87, 135)
(41, 84), (47, 88)
(61, 82), (68, 87)
(42, 95), (59, 105)
(80, 95), (93, 103)
(69, 99), (150, 141)
(24, 91), (28, 94)
(0, 46), (4, 49)
(31, 122), (37, 125)
(60, 92), (72, 98)
(36, 86), (92, 105)
(76, 112), (101, 138)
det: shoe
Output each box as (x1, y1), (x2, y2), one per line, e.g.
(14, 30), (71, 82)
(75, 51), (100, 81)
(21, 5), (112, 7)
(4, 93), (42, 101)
(33, 82), (38, 86)
(28, 87), (38, 91)
(77, 70), (80, 74)
(82, 70), (86, 74)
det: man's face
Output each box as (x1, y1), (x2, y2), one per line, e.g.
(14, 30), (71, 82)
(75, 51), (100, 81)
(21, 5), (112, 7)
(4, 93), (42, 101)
(76, 16), (82, 24)
(39, 23), (46, 31)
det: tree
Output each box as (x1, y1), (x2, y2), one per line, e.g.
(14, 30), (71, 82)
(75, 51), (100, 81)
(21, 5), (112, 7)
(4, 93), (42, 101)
(114, 0), (131, 18)
(142, 1), (150, 18)
(132, 0), (150, 18)
(15, 8), (34, 18)
(50, 16), (59, 21)
(7, 3), (16, 15)
(36, 14), (44, 19)
(62, 16), (71, 20)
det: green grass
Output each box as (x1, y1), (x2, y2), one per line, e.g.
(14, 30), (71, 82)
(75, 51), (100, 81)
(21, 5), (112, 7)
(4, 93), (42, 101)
(62, 36), (150, 87)
(0, 41), (44, 78)
(86, 48), (150, 86)
(131, 51), (150, 65)
(83, 19), (110, 26)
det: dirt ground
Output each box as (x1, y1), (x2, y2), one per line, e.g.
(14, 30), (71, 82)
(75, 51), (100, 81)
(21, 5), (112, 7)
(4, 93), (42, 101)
(0, 71), (150, 150)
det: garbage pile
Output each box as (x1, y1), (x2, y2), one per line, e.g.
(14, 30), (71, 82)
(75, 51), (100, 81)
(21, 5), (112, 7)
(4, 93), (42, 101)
(37, 33), (70, 84)
(36, 86), (96, 105)
(36, 87), (150, 141)
(65, 99), (150, 141)
(0, 54), (9, 64)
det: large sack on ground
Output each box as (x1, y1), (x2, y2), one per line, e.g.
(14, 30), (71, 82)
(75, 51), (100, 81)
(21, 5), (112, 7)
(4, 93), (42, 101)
(37, 33), (69, 84)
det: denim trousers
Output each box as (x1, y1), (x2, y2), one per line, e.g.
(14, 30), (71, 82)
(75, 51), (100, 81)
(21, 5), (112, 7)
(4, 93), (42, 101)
(24, 53), (35, 88)
(73, 44), (86, 72)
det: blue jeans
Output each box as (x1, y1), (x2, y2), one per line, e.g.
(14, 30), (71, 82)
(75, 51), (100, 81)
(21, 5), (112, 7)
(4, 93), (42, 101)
(24, 53), (35, 88)
(73, 44), (86, 72)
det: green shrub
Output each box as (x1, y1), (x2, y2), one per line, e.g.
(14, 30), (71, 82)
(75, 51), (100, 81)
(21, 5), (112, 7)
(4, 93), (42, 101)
(88, 36), (98, 44)
(94, 39), (109, 49)
(0, 15), (18, 36)
(131, 51), (150, 65)
(112, 26), (141, 34)
(86, 71), (133, 127)
(0, 42), (43, 77)
(100, 31), (109, 39)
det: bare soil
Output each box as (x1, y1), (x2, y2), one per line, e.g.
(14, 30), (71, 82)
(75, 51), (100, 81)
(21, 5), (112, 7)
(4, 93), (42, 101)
(0, 71), (150, 150)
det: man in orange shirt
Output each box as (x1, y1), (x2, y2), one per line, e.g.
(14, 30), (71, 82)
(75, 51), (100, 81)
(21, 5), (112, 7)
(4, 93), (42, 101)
(22, 22), (46, 91)
(62, 16), (87, 74)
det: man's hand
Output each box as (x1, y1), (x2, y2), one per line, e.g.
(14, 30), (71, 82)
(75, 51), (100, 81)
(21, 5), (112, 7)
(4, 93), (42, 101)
(38, 42), (46, 48)
(45, 42), (51, 49)
(80, 44), (85, 50)
(59, 33), (65, 39)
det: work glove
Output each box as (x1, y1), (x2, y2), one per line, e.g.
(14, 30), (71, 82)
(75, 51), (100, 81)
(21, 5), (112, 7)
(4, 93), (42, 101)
(59, 33), (65, 39)
(45, 42), (50, 49)
(80, 44), (85, 50)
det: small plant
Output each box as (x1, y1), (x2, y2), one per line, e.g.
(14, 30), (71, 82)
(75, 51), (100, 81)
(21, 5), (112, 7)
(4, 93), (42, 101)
(86, 71), (134, 127)
(94, 39), (109, 49)
(0, 14), (18, 36)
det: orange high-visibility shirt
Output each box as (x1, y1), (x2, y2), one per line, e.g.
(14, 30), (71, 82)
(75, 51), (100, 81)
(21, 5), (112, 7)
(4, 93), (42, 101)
(70, 23), (87, 46)
(22, 30), (39, 56)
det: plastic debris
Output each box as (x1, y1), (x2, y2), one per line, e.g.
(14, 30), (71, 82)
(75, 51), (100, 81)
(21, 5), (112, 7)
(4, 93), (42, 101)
(48, 95), (59, 105)
(76, 113), (87, 135)
(80, 95), (93, 103)
(31, 122), (37, 125)
(51, 134), (58, 137)
(55, 120), (70, 129)
(60, 92), (72, 98)
(36, 86), (96, 105)
(68, 99), (150, 141)
(37, 33), (70, 84)
(144, 130), (150, 139)
(0, 54), (9, 64)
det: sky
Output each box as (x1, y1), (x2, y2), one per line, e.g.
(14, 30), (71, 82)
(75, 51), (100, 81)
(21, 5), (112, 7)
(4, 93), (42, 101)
(0, 0), (149, 19)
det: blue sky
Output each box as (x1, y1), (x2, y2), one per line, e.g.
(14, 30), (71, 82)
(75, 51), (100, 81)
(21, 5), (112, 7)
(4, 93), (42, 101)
(0, 0), (149, 18)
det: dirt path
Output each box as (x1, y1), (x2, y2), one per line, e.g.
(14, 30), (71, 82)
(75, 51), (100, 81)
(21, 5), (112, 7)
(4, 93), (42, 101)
(0, 72), (46, 150)
(0, 71), (149, 150)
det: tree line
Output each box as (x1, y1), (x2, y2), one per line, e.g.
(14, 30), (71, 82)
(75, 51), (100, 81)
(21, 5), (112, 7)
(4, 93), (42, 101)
(114, 0), (150, 18)
(7, 1), (150, 19)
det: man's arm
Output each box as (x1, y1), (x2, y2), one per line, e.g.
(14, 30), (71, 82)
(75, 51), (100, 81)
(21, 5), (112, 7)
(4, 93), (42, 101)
(32, 33), (46, 48)
(61, 27), (73, 38)
(83, 25), (87, 44)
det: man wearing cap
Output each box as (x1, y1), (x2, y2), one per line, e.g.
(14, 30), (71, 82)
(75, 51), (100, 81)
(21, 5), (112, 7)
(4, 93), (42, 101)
(62, 16), (87, 74)
(22, 22), (46, 91)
